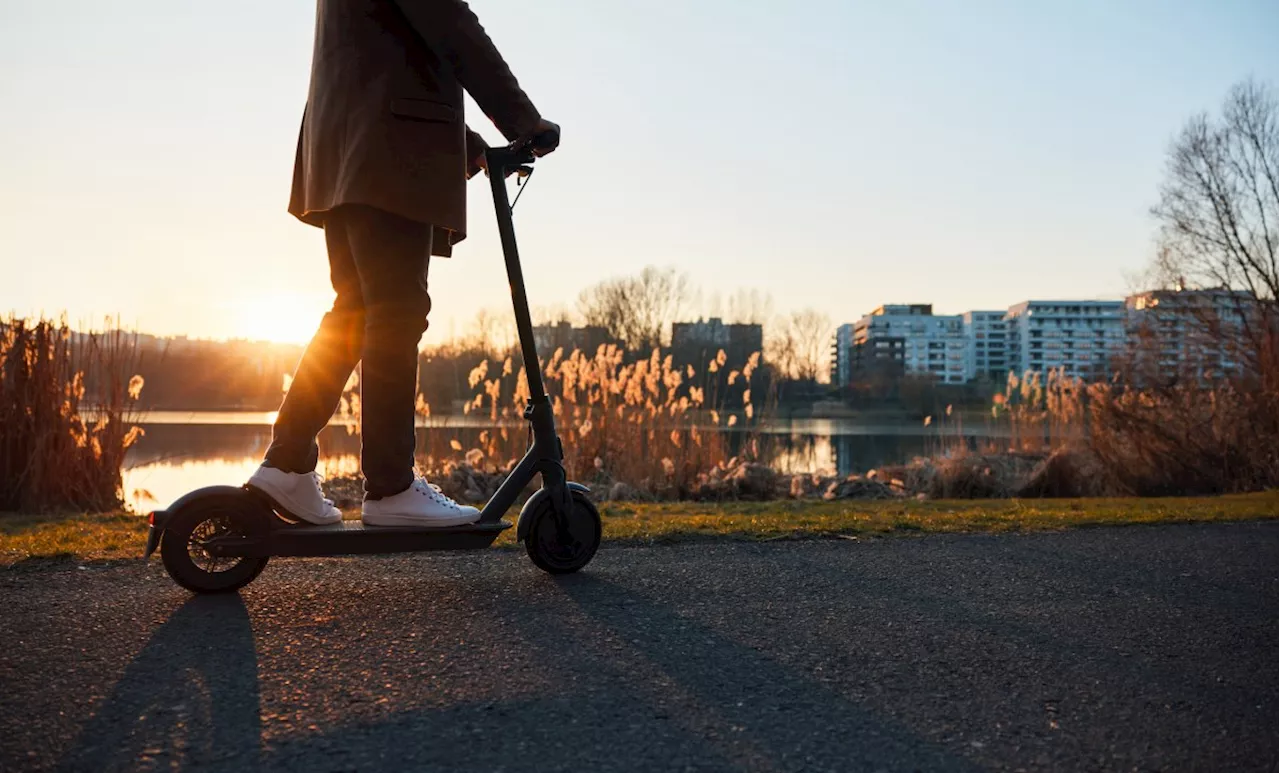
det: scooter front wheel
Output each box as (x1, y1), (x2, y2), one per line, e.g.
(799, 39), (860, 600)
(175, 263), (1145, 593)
(523, 489), (601, 574)
(161, 494), (269, 593)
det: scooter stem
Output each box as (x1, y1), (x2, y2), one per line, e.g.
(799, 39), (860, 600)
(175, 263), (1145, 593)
(485, 145), (548, 405)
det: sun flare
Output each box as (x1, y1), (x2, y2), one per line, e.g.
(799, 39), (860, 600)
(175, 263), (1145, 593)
(229, 293), (324, 344)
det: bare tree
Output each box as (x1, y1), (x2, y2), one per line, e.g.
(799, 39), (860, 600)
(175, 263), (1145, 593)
(725, 288), (775, 325)
(764, 321), (798, 381)
(704, 291), (723, 321)
(766, 308), (832, 382)
(1150, 78), (1278, 379)
(577, 266), (692, 351)
(465, 308), (516, 354)
(532, 304), (573, 327)
(790, 309), (832, 383)
(1090, 78), (1280, 495)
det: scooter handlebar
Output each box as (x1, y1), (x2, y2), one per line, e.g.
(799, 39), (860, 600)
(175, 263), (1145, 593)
(485, 127), (558, 178)
(519, 125), (560, 156)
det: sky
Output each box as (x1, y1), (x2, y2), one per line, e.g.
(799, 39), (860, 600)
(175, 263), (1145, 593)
(1, 0), (1276, 344)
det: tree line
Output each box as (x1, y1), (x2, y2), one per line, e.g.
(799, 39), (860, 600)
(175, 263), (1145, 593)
(106, 272), (834, 412)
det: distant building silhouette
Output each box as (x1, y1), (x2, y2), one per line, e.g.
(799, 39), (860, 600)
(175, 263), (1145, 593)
(531, 322), (612, 358)
(670, 317), (763, 370)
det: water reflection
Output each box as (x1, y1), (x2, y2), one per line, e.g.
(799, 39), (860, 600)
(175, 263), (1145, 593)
(123, 423), (360, 511)
(123, 413), (1003, 511)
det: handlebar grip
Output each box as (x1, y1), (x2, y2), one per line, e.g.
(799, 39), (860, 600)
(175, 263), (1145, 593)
(525, 125), (560, 155)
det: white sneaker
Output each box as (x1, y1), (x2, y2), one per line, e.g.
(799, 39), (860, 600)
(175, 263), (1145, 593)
(247, 465), (342, 525)
(361, 477), (481, 528)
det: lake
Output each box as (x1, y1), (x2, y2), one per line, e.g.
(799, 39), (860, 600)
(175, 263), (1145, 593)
(122, 411), (1006, 511)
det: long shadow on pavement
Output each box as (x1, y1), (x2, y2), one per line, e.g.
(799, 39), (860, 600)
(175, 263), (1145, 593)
(253, 567), (979, 772)
(57, 594), (262, 772)
(544, 572), (980, 772)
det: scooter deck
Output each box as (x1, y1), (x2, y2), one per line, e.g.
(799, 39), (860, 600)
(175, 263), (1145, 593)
(211, 519), (513, 558)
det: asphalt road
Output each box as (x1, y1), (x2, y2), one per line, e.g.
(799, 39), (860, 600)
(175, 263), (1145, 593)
(1, 522), (1275, 772)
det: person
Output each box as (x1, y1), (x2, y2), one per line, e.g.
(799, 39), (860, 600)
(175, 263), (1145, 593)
(246, 0), (559, 528)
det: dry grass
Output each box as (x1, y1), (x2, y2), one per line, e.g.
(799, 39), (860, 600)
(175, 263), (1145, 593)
(0, 317), (145, 512)
(2, 491), (1272, 564)
(0, 511), (146, 564)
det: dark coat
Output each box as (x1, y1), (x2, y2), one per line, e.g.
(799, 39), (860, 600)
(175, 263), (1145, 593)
(289, 0), (541, 256)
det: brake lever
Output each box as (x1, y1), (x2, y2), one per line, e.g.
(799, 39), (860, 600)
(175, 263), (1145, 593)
(510, 166), (534, 211)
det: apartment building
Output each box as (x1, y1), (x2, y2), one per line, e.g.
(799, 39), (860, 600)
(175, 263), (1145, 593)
(829, 290), (1260, 386)
(1004, 300), (1127, 379)
(1124, 288), (1254, 380)
(843, 304), (968, 385)
(961, 310), (1009, 381)
(830, 323), (855, 386)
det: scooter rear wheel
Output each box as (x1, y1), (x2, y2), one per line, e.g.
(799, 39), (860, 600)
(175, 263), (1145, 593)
(161, 495), (269, 594)
(524, 489), (601, 574)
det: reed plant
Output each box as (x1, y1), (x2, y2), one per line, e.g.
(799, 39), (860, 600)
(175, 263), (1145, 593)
(971, 358), (1276, 495)
(900, 331), (1277, 498)
(411, 345), (766, 497)
(0, 317), (145, 512)
(989, 368), (1088, 452)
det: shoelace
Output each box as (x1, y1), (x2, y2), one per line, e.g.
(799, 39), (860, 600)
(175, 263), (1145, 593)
(416, 479), (459, 510)
(309, 471), (335, 506)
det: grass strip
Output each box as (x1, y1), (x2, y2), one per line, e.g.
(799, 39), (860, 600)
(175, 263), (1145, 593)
(1, 491), (1273, 565)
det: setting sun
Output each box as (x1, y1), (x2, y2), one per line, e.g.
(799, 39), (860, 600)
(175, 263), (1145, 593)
(226, 292), (326, 344)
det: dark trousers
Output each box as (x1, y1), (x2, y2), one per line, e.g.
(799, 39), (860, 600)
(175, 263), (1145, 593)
(265, 204), (432, 498)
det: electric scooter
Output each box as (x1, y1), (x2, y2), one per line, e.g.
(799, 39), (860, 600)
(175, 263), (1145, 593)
(145, 133), (602, 594)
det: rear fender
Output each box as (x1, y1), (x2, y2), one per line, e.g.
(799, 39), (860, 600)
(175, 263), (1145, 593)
(144, 509), (170, 559)
(516, 482), (590, 542)
(143, 485), (271, 558)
